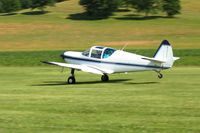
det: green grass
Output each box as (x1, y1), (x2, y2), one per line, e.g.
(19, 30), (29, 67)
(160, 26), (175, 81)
(0, 49), (199, 66)
(0, 1), (199, 132)
(0, 66), (199, 133)
(0, 0), (200, 51)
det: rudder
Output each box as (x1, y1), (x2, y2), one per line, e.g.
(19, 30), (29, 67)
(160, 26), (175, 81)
(153, 40), (179, 68)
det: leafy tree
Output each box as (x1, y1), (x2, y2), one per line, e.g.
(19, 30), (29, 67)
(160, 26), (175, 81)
(79, 0), (120, 18)
(127, 0), (161, 16)
(19, 0), (32, 9)
(31, 0), (55, 11)
(0, 1), (3, 12)
(55, 0), (65, 2)
(162, 0), (181, 17)
(0, 0), (21, 13)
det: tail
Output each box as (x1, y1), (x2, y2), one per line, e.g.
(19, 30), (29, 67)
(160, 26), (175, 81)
(153, 40), (180, 68)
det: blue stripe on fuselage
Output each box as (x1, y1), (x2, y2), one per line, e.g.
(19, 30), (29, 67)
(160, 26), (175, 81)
(62, 55), (170, 69)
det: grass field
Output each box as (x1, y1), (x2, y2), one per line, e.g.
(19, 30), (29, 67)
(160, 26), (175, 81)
(0, 67), (199, 133)
(0, 0), (200, 132)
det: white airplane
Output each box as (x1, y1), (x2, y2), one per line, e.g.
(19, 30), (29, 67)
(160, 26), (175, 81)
(42, 40), (179, 84)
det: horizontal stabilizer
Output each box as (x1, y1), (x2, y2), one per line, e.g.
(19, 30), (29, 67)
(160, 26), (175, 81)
(142, 57), (166, 63)
(173, 57), (180, 61)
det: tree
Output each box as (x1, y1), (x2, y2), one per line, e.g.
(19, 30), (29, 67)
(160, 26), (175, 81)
(127, 0), (161, 16)
(31, 0), (55, 11)
(0, 1), (3, 12)
(0, 0), (21, 13)
(79, 0), (120, 18)
(162, 0), (181, 17)
(19, 0), (32, 9)
(55, 0), (65, 2)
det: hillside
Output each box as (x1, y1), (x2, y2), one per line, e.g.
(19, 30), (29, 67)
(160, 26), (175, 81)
(0, 0), (199, 51)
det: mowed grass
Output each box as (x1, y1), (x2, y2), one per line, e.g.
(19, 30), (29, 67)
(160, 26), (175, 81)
(0, 0), (200, 51)
(0, 49), (200, 66)
(0, 67), (199, 133)
(0, 0), (199, 132)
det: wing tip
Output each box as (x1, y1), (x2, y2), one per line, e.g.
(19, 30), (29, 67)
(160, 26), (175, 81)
(41, 61), (54, 65)
(41, 61), (47, 63)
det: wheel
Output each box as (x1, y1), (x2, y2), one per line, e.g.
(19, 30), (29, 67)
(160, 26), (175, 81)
(101, 74), (109, 82)
(68, 76), (76, 84)
(158, 73), (163, 79)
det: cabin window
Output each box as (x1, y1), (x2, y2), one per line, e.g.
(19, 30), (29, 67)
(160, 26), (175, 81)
(91, 49), (102, 59)
(103, 48), (116, 58)
(82, 49), (90, 57)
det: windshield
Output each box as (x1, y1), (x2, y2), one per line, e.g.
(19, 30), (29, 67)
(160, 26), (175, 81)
(103, 48), (116, 58)
(82, 49), (90, 57)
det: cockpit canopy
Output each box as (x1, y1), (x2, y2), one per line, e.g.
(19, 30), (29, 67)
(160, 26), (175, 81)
(82, 46), (116, 59)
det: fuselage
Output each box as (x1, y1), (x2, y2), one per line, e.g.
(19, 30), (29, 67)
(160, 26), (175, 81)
(60, 46), (169, 74)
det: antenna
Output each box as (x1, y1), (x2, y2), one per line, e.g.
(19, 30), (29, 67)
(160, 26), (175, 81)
(121, 43), (128, 51)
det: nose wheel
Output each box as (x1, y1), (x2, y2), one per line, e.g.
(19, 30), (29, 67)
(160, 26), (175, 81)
(67, 69), (76, 84)
(101, 74), (109, 82)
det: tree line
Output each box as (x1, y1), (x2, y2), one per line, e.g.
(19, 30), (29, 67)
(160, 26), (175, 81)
(0, 0), (65, 13)
(80, 0), (181, 18)
(0, 0), (181, 18)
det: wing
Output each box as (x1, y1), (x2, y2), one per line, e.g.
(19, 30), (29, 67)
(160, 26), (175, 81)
(42, 61), (114, 75)
(141, 57), (166, 63)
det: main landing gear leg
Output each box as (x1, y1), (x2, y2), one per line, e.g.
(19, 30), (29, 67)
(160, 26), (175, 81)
(67, 69), (76, 84)
(156, 71), (163, 79)
(101, 74), (109, 82)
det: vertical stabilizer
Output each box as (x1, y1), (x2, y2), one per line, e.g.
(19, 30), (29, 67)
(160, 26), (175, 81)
(153, 40), (179, 68)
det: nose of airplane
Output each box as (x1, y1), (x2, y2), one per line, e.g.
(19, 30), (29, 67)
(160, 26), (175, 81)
(60, 51), (71, 60)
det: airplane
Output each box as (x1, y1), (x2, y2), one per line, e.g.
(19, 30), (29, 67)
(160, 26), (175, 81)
(42, 40), (179, 84)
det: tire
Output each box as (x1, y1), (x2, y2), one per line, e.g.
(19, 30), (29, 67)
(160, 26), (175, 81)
(101, 74), (109, 82)
(158, 74), (163, 79)
(68, 76), (76, 84)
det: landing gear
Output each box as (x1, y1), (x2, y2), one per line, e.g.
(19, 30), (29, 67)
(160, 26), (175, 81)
(156, 71), (163, 79)
(68, 76), (76, 84)
(158, 73), (163, 79)
(67, 69), (76, 84)
(67, 70), (110, 84)
(101, 74), (109, 82)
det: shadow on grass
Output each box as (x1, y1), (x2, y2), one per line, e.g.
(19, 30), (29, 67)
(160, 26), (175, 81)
(31, 79), (159, 86)
(124, 81), (159, 85)
(22, 11), (49, 15)
(32, 81), (67, 86)
(116, 8), (131, 12)
(0, 13), (17, 16)
(32, 79), (131, 86)
(67, 12), (108, 20)
(115, 15), (174, 20)
(67, 11), (177, 21)
(76, 79), (131, 85)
